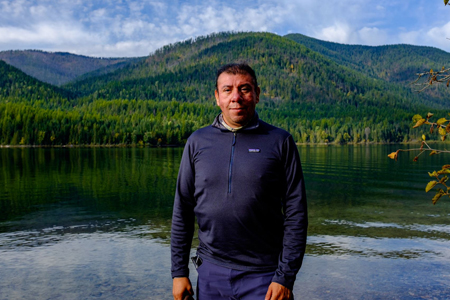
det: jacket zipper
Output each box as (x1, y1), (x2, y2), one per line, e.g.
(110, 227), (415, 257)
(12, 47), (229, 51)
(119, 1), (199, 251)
(228, 132), (237, 193)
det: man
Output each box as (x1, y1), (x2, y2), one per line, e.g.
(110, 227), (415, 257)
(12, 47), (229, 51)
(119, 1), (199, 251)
(171, 63), (308, 300)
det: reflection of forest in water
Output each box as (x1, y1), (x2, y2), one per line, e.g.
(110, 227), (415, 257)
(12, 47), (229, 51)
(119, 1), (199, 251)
(2, 146), (450, 299)
(2, 146), (450, 257)
(0, 147), (179, 249)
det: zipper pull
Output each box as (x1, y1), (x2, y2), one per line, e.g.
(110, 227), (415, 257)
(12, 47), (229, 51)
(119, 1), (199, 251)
(232, 132), (236, 146)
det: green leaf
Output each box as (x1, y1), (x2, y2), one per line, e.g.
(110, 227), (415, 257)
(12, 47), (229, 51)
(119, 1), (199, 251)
(426, 181), (438, 192)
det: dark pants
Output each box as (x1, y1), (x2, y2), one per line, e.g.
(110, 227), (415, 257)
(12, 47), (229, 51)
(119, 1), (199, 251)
(197, 259), (275, 300)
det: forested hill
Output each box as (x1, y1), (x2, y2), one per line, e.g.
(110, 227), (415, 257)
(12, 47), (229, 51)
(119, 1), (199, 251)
(284, 33), (450, 101)
(0, 60), (72, 105)
(65, 32), (443, 110)
(0, 50), (141, 86)
(0, 31), (448, 146)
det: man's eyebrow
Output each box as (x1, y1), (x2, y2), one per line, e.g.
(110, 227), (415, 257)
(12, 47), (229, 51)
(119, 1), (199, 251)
(239, 83), (253, 89)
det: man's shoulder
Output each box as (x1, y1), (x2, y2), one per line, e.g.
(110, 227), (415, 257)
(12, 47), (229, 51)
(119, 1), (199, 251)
(191, 124), (215, 135)
(257, 119), (292, 140)
(186, 125), (217, 142)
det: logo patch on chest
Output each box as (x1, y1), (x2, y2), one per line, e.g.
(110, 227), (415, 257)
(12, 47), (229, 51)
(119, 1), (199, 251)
(248, 149), (261, 153)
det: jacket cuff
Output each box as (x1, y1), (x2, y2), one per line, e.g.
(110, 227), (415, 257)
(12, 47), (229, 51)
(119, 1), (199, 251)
(171, 269), (190, 279)
(271, 271), (295, 290)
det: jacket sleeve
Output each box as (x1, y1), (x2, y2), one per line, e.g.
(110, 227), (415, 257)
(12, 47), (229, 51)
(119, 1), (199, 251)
(171, 140), (196, 278)
(272, 135), (308, 290)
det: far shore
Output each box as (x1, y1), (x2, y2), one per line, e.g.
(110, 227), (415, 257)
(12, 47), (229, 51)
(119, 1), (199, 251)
(0, 139), (445, 148)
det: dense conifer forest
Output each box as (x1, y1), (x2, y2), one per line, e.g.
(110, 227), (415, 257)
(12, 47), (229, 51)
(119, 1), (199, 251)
(0, 32), (448, 146)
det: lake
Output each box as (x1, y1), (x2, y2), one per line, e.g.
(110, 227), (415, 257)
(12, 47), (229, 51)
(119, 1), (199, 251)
(1, 145), (450, 299)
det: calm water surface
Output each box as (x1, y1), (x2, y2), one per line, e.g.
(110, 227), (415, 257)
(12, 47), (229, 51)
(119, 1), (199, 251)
(1, 145), (450, 299)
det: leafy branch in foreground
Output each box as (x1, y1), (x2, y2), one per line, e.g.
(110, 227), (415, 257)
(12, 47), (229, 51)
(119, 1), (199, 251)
(390, 0), (450, 205)
(412, 67), (450, 92)
(388, 112), (450, 204)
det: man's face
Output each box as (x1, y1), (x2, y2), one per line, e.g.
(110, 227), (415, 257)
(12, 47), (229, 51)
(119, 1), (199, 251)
(215, 72), (260, 128)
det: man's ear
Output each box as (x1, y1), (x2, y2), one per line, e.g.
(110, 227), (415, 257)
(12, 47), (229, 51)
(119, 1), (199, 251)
(214, 89), (220, 106)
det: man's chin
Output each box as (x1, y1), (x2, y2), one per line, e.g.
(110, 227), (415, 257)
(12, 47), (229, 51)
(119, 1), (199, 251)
(230, 117), (251, 126)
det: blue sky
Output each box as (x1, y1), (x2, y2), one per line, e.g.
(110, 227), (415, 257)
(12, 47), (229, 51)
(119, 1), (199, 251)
(0, 0), (449, 57)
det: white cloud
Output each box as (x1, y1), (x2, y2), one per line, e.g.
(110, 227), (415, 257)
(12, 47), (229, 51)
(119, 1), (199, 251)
(0, 0), (450, 57)
(357, 27), (388, 46)
(398, 30), (421, 46)
(427, 22), (450, 48)
(317, 23), (353, 44)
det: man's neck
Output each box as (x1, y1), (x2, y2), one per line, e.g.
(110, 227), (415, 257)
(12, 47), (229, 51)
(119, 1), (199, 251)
(220, 115), (252, 132)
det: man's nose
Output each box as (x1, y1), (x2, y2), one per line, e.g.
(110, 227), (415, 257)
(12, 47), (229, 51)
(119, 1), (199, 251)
(230, 89), (242, 102)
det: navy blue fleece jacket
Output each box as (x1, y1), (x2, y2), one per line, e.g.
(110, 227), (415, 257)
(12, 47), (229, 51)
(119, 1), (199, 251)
(171, 113), (308, 289)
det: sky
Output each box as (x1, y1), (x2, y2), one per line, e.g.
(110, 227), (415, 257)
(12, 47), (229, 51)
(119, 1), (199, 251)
(1, 0), (450, 58)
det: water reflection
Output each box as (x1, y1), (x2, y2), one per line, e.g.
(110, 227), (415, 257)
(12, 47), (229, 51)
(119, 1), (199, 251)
(1, 146), (450, 299)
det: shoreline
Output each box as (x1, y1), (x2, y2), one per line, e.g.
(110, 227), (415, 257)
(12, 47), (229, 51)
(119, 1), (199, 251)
(0, 140), (443, 148)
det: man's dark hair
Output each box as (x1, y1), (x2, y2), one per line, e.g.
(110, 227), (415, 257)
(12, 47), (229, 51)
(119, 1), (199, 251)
(215, 63), (258, 90)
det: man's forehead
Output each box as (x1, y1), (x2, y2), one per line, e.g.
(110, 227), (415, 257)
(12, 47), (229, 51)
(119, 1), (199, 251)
(217, 73), (254, 86)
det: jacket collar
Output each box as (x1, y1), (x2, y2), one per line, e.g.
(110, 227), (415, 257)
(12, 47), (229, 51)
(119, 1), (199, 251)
(212, 112), (260, 132)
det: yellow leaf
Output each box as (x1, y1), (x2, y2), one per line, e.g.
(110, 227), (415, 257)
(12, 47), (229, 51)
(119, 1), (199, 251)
(430, 150), (440, 156)
(442, 135), (447, 141)
(426, 181), (438, 192)
(413, 119), (426, 128)
(437, 169), (450, 175)
(429, 171), (438, 177)
(442, 164), (450, 169)
(432, 189), (445, 205)
(430, 69), (434, 73)
(413, 114), (423, 122)
(422, 135), (426, 141)
(437, 118), (448, 126)
(439, 127), (447, 136)
(426, 112), (434, 118)
(387, 152), (398, 160)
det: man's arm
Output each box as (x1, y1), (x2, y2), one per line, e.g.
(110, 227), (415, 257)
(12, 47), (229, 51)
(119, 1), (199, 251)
(271, 135), (308, 290)
(171, 141), (196, 279)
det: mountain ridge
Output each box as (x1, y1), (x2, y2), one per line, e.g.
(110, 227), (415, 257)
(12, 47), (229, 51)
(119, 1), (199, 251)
(0, 31), (447, 146)
(0, 50), (142, 86)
